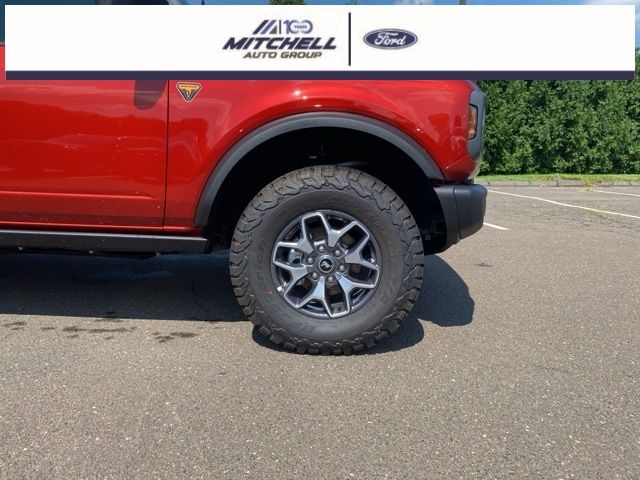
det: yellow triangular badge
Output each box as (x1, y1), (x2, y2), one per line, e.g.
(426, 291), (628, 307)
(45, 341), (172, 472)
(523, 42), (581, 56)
(176, 82), (202, 102)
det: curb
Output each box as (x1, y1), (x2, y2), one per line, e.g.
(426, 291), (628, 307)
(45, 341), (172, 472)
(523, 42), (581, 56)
(476, 179), (638, 187)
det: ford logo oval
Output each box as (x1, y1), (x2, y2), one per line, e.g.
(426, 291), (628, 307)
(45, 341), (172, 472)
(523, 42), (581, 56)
(363, 29), (418, 50)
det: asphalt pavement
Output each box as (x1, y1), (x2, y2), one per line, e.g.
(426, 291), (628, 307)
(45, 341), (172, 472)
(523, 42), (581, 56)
(1, 186), (639, 479)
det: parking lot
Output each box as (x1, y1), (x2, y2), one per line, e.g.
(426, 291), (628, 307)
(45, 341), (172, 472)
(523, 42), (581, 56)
(1, 186), (639, 479)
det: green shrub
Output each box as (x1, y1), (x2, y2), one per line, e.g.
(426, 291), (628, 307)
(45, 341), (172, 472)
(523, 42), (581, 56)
(477, 50), (640, 174)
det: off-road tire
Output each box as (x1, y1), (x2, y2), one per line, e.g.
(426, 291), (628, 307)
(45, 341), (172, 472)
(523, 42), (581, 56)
(230, 166), (424, 354)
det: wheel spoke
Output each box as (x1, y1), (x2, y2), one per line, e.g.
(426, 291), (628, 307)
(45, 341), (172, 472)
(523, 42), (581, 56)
(273, 259), (310, 294)
(358, 259), (380, 273)
(343, 233), (380, 273)
(294, 276), (334, 317)
(329, 221), (360, 248)
(275, 217), (314, 254)
(310, 211), (360, 248)
(336, 275), (378, 314)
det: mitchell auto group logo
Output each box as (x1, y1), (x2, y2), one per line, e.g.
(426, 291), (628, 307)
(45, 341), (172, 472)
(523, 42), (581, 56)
(223, 19), (337, 60)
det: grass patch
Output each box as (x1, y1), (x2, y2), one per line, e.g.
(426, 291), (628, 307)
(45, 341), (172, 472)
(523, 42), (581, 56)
(477, 174), (640, 186)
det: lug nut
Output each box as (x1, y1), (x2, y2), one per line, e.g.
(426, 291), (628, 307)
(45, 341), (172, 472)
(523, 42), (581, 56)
(338, 264), (346, 273)
(318, 245), (326, 253)
(327, 275), (336, 284)
(334, 249), (342, 257)
(311, 271), (319, 280)
(307, 257), (314, 264)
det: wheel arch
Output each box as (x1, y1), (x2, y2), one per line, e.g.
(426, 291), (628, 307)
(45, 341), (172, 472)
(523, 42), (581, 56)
(194, 112), (444, 227)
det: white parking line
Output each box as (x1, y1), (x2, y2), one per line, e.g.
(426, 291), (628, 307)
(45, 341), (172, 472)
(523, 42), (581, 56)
(483, 222), (509, 231)
(590, 189), (640, 198)
(488, 190), (640, 220)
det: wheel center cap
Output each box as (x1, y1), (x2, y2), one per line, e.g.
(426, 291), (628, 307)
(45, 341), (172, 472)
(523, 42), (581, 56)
(318, 256), (335, 274)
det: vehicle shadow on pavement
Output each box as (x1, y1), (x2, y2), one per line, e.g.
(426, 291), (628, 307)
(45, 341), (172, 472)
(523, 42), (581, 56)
(0, 251), (242, 322)
(418, 255), (475, 328)
(0, 252), (473, 353)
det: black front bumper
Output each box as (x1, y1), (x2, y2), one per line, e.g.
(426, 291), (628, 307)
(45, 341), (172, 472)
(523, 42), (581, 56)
(434, 183), (487, 251)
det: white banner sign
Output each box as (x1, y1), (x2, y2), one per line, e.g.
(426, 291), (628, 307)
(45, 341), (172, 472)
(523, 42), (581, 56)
(4, 5), (637, 79)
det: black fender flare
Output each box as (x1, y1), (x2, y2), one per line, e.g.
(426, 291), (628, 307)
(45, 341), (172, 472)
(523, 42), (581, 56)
(194, 111), (444, 226)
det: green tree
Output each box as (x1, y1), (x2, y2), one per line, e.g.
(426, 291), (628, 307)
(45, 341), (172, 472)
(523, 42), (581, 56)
(268, 0), (306, 4)
(477, 50), (640, 174)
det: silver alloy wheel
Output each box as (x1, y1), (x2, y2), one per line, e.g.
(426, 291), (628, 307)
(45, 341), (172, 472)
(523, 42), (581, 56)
(271, 210), (382, 319)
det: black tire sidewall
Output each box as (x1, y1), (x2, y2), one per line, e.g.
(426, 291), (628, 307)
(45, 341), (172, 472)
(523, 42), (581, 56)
(247, 187), (407, 343)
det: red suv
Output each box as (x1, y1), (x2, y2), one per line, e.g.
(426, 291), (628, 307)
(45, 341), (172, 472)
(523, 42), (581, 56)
(0, 5), (486, 353)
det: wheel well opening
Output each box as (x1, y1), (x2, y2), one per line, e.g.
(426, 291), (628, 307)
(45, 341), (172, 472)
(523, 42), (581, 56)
(205, 127), (446, 253)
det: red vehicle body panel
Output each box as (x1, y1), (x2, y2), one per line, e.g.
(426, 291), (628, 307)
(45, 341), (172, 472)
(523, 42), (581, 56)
(0, 45), (478, 234)
(166, 79), (476, 228)
(0, 47), (167, 231)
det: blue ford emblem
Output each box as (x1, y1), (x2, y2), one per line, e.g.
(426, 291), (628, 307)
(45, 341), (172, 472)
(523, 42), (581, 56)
(363, 29), (418, 50)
